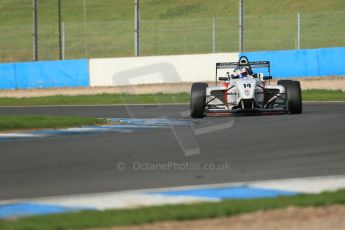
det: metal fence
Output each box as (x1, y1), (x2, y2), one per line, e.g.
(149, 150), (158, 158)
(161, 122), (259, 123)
(0, 0), (344, 62)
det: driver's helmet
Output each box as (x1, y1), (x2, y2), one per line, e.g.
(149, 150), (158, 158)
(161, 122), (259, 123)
(233, 66), (248, 79)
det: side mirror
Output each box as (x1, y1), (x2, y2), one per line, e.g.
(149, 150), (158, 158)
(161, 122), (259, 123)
(263, 76), (272, 80)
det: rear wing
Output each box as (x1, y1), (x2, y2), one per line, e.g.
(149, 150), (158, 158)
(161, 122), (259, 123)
(215, 61), (271, 84)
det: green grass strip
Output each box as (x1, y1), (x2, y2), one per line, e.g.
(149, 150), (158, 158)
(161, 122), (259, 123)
(302, 89), (345, 101)
(0, 93), (190, 106)
(1, 189), (345, 230)
(0, 90), (343, 107)
(0, 115), (106, 132)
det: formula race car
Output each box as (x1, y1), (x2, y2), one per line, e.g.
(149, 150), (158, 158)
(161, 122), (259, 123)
(190, 56), (302, 118)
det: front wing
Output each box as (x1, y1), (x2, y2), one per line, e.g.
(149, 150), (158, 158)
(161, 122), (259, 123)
(205, 86), (288, 115)
(207, 108), (287, 116)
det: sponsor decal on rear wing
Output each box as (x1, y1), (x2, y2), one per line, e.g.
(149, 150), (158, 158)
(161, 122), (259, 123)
(216, 61), (270, 69)
(215, 61), (271, 85)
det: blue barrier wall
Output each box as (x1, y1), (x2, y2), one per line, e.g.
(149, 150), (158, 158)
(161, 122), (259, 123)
(1, 48), (344, 90)
(0, 63), (16, 89)
(0, 59), (89, 89)
(241, 47), (345, 78)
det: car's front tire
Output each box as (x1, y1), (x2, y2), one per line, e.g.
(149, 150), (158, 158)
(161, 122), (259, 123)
(278, 80), (302, 114)
(190, 83), (208, 118)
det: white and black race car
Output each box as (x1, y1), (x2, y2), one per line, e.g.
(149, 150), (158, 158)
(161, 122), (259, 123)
(190, 56), (302, 118)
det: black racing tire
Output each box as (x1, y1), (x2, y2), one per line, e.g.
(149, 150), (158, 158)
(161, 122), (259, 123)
(277, 80), (292, 112)
(278, 80), (302, 114)
(190, 82), (208, 118)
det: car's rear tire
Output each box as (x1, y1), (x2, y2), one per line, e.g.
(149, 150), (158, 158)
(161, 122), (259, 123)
(278, 80), (302, 114)
(190, 83), (208, 118)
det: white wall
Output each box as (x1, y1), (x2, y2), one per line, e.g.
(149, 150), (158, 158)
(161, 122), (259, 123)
(89, 53), (239, 86)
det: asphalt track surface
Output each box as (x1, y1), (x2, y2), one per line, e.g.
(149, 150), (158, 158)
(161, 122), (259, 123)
(0, 103), (344, 201)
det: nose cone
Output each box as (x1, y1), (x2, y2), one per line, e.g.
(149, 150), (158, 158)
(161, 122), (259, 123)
(235, 79), (256, 99)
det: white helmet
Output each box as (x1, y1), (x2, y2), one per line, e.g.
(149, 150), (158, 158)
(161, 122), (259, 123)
(233, 66), (248, 79)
